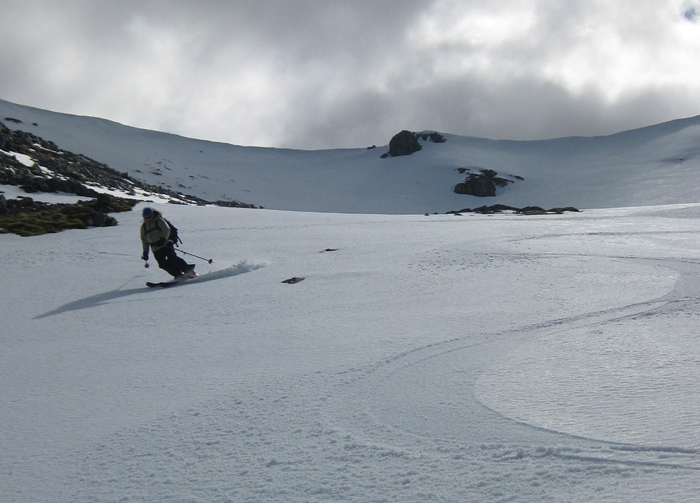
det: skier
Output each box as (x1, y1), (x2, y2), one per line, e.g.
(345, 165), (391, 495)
(140, 207), (195, 279)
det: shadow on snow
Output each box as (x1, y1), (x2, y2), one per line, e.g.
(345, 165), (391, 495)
(34, 261), (264, 319)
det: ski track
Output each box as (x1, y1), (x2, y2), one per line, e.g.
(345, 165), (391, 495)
(35, 259), (700, 502)
(4, 207), (700, 502)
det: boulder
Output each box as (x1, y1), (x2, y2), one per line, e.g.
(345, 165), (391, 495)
(454, 169), (514, 197)
(388, 130), (422, 157)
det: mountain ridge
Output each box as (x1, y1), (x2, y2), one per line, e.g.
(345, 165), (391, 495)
(2, 98), (700, 213)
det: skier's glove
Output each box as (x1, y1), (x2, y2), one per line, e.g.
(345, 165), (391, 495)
(142, 252), (149, 261)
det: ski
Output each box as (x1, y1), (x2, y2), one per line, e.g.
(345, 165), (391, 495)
(146, 280), (181, 288)
(146, 272), (198, 288)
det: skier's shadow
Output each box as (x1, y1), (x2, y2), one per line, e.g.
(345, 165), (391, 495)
(34, 284), (151, 319)
(34, 262), (265, 319)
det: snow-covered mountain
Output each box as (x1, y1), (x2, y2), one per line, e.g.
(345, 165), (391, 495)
(3, 99), (700, 502)
(3, 98), (700, 213)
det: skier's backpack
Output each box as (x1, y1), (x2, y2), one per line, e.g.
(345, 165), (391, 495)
(164, 218), (182, 246)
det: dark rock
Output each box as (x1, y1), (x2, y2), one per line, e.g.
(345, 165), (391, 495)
(521, 206), (580, 215)
(214, 199), (259, 209)
(388, 130), (422, 157)
(15, 196), (34, 207)
(454, 169), (516, 197)
(445, 205), (579, 215)
(455, 175), (497, 197)
(473, 204), (520, 214)
(519, 206), (547, 214)
(282, 277), (305, 284)
(420, 132), (446, 143)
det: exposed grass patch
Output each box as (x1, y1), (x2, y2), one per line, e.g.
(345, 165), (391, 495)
(0, 197), (137, 237)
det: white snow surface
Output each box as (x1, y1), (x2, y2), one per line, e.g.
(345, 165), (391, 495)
(2, 100), (700, 501)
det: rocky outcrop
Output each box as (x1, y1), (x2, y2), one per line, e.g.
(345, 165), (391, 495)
(0, 120), (260, 209)
(454, 168), (522, 197)
(381, 130), (448, 158)
(388, 130), (422, 157)
(0, 120), (264, 236)
(1, 121), (135, 196)
(446, 205), (580, 215)
(418, 132), (446, 143)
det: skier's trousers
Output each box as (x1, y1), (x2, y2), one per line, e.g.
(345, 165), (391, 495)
(153, 245), (190, 277)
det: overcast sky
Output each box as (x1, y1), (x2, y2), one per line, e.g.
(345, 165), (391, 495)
(2, 0), (700, 149)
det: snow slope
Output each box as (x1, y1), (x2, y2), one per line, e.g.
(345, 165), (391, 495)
(3, 98), (700, 213)
(3, 101), (700, 501)
(3, 203), (700, 502)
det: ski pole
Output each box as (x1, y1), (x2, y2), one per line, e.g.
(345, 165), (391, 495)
(178, 249), (213, 264)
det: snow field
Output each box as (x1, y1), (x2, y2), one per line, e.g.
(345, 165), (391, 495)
(3, 203), (700, 501)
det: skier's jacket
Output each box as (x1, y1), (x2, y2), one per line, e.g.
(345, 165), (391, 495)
(140, 211), (172, 255)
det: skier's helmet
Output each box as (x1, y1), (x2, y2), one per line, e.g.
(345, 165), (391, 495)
(142, 207), (154, 218)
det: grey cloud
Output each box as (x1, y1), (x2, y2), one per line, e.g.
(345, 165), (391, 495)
(1, 1), (700, 149)
(280, 74), (699, 149)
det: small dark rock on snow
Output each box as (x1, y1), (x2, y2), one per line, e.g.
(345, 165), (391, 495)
(282, 277), (306, 284)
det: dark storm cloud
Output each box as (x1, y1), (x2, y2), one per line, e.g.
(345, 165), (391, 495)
(1, 1), (700, 149)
